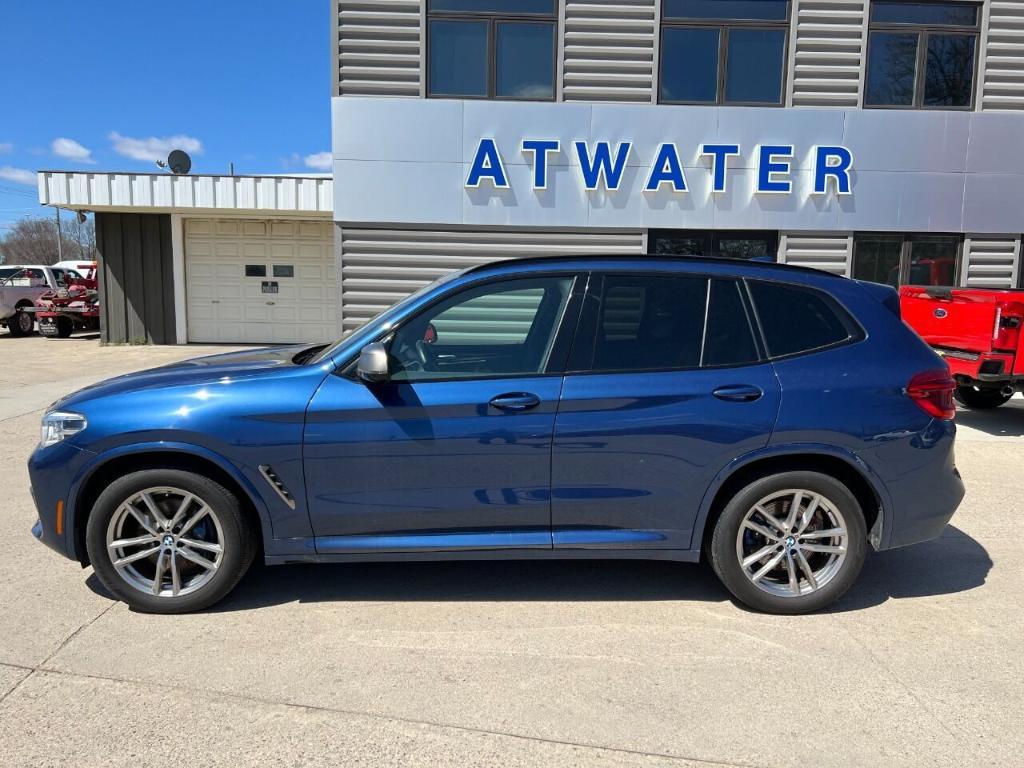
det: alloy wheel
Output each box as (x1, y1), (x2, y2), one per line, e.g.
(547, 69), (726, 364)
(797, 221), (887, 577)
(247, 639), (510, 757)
(735, 489), (848, 598)
(105, 486), (224, 598)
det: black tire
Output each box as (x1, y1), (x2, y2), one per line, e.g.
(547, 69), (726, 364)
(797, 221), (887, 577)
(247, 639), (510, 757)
(86, 469), (258, 614)
(710, 471), (868, 615)
(53, 316), (74, 338)
(6, 307), (35, 337)
(954, 385), (1011, 409)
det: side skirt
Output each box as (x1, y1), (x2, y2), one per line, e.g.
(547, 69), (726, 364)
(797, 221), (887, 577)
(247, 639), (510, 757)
(265, 548), (701, 565)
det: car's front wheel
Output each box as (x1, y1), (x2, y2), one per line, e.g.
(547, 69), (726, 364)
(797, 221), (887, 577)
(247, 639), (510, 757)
(86, 469), (257, 614)
(710, 471), (867, 614)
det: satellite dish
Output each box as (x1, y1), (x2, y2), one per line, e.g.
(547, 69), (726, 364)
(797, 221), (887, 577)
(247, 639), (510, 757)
(167, 150), (192, 175)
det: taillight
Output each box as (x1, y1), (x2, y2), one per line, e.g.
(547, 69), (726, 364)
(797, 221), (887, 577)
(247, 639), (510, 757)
(906, 370), (957, 420)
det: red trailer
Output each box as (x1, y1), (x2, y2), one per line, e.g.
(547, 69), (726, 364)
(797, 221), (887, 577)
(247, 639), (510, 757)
(900, 285), (1024, 409)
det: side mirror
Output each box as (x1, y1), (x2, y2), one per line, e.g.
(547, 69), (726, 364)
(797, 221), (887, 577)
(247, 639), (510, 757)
(356, 342), (390, 383)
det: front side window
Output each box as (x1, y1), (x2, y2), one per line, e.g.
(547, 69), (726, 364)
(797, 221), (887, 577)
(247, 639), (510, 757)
(865, 1), (979, 108)
(387, 275), (573, 381)
(749, 281), (856, 358)
(852, 234), (962, 287)
(660, 0), (790, 105)
(427, 0), (556, 100)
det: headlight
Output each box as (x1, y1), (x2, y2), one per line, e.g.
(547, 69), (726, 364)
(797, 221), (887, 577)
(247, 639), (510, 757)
(39, 411), (87, 448)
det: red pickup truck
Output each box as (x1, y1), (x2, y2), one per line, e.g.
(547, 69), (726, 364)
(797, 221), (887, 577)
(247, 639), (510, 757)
(900, 285), (1023, 409)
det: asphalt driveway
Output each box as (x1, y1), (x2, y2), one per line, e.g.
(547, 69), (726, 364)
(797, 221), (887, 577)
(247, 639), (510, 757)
(0, 335), (1021, 767)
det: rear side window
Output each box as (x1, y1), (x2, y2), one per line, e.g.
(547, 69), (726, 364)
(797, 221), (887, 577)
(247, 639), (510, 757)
(704, 280), (759, 366)
(591, 274), (707, 371)
(748, 280), (856, 357)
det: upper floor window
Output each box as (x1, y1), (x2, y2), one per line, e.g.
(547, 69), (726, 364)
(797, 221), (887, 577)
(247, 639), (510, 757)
(659, 0), (790, 105)
(865, 2), (980, 109)
(427, 0), (556, 101)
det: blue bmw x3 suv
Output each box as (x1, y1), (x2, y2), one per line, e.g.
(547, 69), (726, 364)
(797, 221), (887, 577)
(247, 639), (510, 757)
(29, 256), (964, 614)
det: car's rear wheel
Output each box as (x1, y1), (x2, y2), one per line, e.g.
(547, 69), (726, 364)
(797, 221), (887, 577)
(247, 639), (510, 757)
(954, 385), (1011, 409)
(710, 471), (867, 614)
(86, 469), (257, 614)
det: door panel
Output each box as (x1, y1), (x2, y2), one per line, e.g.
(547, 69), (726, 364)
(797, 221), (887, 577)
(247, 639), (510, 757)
(551, 365), (781, 550)
(304, 374), (561, 550)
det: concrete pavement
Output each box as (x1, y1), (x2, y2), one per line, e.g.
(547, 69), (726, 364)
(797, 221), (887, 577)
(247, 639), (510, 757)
(0, 335), (1021, 767)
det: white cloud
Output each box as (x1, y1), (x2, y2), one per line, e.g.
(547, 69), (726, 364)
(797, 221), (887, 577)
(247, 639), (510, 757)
(51, 137), (95, 163)
(109, 132), (203, 162)
(0, 166), (36, 185)
(303, 151), (332, 171)
(0, 143), (12, 154)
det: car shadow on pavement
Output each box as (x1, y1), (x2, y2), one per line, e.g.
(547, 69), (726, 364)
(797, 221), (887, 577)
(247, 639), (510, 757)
(86, 524), (991, 615)
(955, 400), (1024, 438)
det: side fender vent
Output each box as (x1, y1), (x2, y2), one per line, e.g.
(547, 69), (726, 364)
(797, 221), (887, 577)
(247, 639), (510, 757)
(258, 464), (296, 510)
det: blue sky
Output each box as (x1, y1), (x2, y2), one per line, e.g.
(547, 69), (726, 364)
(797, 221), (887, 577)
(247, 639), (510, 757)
(0, 0), (331, 233)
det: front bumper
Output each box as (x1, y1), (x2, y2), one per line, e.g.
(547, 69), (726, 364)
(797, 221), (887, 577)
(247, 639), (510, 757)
(27, 440), (93, 561)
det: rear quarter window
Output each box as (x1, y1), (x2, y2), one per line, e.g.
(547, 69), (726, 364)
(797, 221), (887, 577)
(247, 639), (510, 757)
(749, 280), (858, 358)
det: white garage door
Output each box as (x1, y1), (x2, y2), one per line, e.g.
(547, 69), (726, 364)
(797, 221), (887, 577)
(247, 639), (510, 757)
(185, 218), (336, 344)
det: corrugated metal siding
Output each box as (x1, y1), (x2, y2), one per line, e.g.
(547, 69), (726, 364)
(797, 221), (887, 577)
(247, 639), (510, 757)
(981, 1), (1024, 110)
(336, 0), (422, 97)
(38, 172), (333, 215)
(779, 232), (852, 275)
(338, 227), (644, 332)
(95, 213), (176, 345)
(788, 0), (867, 107)
(962, 236), (1020, 287)
(562, 0), (657, 102)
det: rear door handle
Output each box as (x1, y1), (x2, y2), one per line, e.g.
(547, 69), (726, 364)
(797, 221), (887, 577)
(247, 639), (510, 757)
(712, 385), (763, 403)
(489, 392), (541, 412)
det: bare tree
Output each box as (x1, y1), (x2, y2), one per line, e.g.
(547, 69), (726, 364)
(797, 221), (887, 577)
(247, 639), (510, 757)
(0, 214), (96, 265)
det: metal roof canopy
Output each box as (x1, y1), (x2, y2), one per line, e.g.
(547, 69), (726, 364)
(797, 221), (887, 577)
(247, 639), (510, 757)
(37, 171), (334, 218)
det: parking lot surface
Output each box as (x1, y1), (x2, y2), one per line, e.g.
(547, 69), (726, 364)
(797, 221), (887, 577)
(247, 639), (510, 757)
(1, 335), (1022, 767)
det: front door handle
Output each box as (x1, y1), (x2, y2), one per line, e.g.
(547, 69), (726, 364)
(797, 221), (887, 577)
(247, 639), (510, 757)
(712, 385), (764, 403)
(489, 392), (541, 412)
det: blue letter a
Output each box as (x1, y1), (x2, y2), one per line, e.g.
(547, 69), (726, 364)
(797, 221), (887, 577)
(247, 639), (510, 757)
(466, 138), (508, 188)
(645, 144), (687, 192)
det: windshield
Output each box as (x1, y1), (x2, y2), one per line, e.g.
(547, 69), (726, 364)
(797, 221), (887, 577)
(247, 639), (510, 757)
(309, 268), (469, 365)
(0, 267), (20, 283)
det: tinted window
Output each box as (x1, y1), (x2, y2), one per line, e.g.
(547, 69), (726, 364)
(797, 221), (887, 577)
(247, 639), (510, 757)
(591, 275), (707, 372)
(906, 236), (960, 286)
(871, 2), (977, 26)
(429, 20), (488, 97)
(704, 281), (759, 366)
(749, 281), (853, 357)
(660, 27), (720, 102)
(664, 0), (788, 20)
(866, 2), (979, 109)
(244, 265), (266, 277)
(388, 276), (572, 381)
(648, 230), (778, 261)
(865, 32), (918, 105)
(273, 265), (294, 278)
(495, 22), (555, 98)
(923, 34), (976, 107)
(853, 235), (903, 286)
(724, 28), (786, 103)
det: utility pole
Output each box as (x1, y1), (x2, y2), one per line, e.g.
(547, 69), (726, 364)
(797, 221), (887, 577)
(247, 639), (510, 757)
(55, 207), (63, 262)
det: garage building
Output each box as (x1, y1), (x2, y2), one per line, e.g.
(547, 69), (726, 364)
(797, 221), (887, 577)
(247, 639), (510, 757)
(37, 172), (334, 344)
